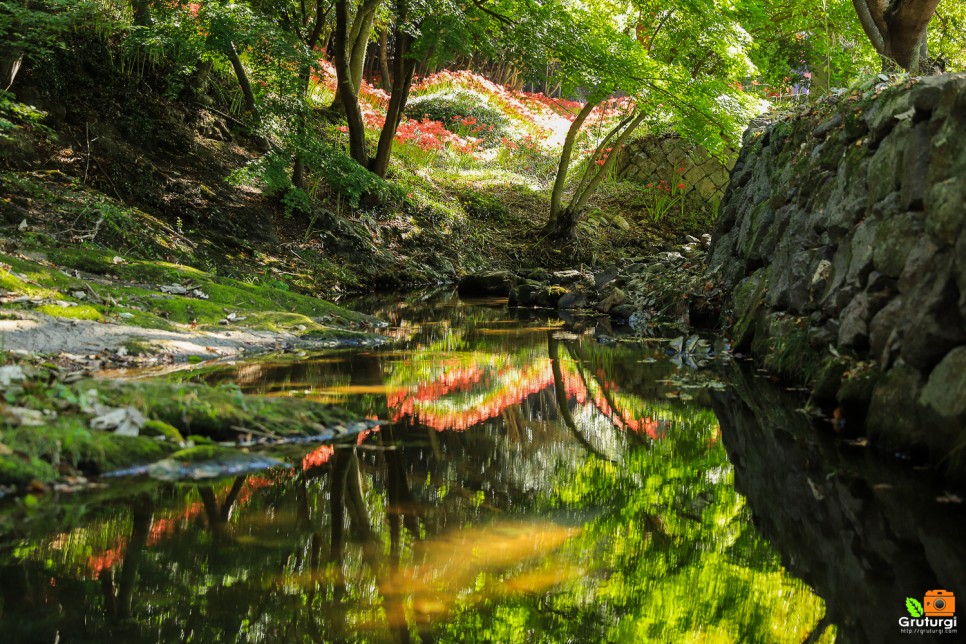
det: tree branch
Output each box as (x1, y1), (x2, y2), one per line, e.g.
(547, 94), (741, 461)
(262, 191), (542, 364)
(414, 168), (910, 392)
(471, 0), (514, 26)
(852, 0), (886, 55)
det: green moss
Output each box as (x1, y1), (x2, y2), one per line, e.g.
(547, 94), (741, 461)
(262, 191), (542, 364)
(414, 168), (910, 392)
(730, 268), (769, 350)
(762, 315), (823, 384)
(0, 268), (59, 299)
(2, 249), (375, 337)
(36, 303), (103, 320)
(0, 454), (59, 486)
(811, 356), (850, 405)
(142, 419), (184, 443)
(168, 445), (230, 462)
(122, 339), (156, 355)
(2, 420), (173, 476)
(45, 247), (118, 275)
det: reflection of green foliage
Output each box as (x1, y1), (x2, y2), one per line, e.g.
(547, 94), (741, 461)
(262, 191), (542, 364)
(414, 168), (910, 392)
(1, 302), (833, 643)
(441, 407), (830, 643)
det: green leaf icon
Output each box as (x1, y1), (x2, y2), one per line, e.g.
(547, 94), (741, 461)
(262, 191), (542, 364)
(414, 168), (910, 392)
(906, 597), (924, 617)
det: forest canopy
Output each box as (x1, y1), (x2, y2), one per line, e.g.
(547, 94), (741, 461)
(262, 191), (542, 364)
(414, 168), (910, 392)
(1, 0), (963, 237)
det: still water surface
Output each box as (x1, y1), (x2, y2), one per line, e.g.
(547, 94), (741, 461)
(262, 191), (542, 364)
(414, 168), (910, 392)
(2, 293), (959, 643)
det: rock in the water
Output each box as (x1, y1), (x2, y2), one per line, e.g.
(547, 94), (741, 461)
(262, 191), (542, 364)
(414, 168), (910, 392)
(596, 288), (627, 314)
(457, 271), (512, 297)
(548, 270), (587, 287)
(509, 281), (541, 307)
(594, 266), (620, 290)
(557, 291), (588, 310)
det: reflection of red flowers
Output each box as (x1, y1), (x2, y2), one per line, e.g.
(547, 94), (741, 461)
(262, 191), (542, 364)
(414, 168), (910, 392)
(302, 445), (334, 470)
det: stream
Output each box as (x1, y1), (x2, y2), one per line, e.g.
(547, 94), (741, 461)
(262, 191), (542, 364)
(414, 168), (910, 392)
(0, 292), (962, 643)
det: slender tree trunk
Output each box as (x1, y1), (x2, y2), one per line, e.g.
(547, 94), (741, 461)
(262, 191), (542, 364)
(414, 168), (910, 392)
(226, 42), (257, 115)
(549, 112), (645, 240)
(290, 0), (330, 188)
(334, 0), (370, 166)
(378, 27), (392, 91)
(330, 0), (381, 111)
(370, 5), (417, 179)
(545, 100), (598, 232)
(562, 113), (646, 231)
(188, 59), (213, 95)
(292, 66), (312, 189)
(571, 114), (634, 199)
(0, 49), (23, 91)
(131, 0), (151, 26)
(349, 10), (375, 90)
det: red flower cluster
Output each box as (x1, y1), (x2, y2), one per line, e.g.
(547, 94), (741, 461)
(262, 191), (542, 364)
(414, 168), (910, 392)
(394, 118), (481, 154)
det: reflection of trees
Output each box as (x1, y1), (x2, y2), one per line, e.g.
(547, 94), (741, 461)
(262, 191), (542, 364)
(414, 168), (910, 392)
(100, 495), (153, 621)
(2, 297), (833, 643)
(198, 476), (247, 538)
(439, 409), (829, 643)
(548, 333), (615, 462)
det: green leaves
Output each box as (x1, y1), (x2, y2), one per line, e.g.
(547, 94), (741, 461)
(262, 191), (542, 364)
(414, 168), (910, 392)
(906, 597), (924, 617)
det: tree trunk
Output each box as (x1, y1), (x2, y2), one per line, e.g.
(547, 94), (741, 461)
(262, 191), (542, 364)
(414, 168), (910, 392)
(549, 112), (646, 240)
(329, 0), (381, 112)
(851, 0), (941, 71)
(378, 27), (392, 91)
(567, 113), (646, 214)
(370, 4), (417, 179)
(334, 0), (370, 166)
(545, 100), (598, 232)
(288, 0), (330, 188)
(226, 42), (257, 115)
(0, 49), (23, 91)
(188, 59), (213, 95)
(131, 0), (151, 26)
(292, 66), (312, 189)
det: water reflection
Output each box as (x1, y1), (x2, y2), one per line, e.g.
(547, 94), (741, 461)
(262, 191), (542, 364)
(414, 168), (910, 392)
(0, 293), (832, 642)
(714, 366), (966, 644)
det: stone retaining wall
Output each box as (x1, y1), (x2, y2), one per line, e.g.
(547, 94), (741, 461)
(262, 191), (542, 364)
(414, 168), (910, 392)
(617, 134), (734, 214)
(709, 74), (966, 483)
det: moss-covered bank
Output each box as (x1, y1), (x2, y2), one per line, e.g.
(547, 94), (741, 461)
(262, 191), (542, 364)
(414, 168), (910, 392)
(0, 362), (374, 494)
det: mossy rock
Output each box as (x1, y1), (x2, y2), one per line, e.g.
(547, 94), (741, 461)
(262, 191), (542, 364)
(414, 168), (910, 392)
(731, 268), (769, 350)
(0, 454), (58, 487)
(142, 419), (184, 443)
(761, 315), (823, 383)
(88, 380), (371, 442)
(811, 355), (850, 405)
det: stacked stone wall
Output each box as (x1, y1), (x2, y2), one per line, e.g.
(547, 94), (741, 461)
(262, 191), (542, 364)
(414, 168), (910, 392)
(617, 135), (734, 215)
(710, 74), (966, 483)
